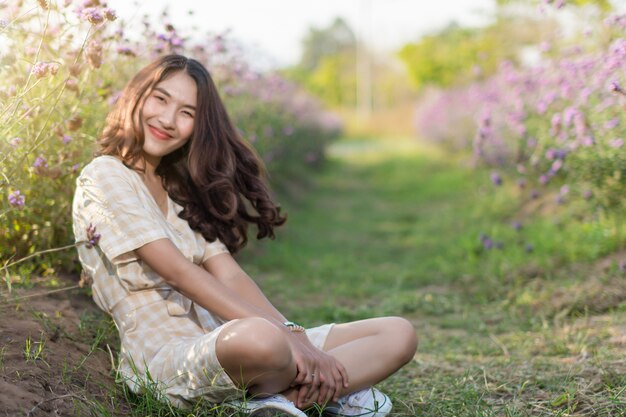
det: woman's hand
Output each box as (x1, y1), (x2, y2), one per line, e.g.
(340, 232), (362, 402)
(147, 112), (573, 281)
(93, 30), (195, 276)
(287, 334), (349, 408)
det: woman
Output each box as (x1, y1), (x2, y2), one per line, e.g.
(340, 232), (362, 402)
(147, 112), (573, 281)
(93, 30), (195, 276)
(72, 54), (417, 417)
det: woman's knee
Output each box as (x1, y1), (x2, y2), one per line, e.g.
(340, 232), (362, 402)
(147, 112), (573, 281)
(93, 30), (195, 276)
(217, 317), (292, 370)
(385, 316), (418, 365)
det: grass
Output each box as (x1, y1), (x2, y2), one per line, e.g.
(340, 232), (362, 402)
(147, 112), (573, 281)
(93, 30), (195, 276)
(3, 136), (625, 416)
(239, 136), (626, 416)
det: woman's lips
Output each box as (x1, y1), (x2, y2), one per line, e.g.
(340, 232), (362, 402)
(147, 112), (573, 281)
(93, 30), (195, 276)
(148, 125), (173, 140)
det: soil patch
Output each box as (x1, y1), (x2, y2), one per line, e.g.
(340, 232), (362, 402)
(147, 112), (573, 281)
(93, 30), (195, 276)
(0, 275), (120, 416)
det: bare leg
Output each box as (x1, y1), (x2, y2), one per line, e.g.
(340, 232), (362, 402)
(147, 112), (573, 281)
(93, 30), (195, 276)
(282, 316), (417, 406)
(215, 317), (297, 396)
(324, 316), (417, 395)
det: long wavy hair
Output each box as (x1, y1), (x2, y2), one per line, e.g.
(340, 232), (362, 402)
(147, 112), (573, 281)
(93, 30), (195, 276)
(97, 54), (286, 253)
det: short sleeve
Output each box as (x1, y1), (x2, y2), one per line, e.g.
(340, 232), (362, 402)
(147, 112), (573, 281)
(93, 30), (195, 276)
(73, 157), (169, 264)
(196, 232), (229, 264)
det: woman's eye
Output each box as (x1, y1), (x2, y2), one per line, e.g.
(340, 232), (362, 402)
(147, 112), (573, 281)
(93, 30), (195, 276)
(183, 111), (194, 118)
(154, 95), (165, 102)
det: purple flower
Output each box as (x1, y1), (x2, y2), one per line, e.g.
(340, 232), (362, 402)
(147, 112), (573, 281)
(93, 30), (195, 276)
(550, 113), (561, 135)
(490, 171), (502, 186)
(81, 7), (104, 24)
(536, 101), (548, 114)
(108, 91), (121, 107)
(525, 244), (534, 253)
(8, 190), (25, 209)
(609, 80), (625, 96)
(103, 8), (117, 21)
(85, 223), (101, 248)
(62, 135), (71, 145)
(511, 221), (522, 231)
(583, 189), (593, 200)
(581, 136), (595, 147)
(609, 138), (624, 149)
(70, 163), (81, 173)
(517, 178), (527, 189)
(483, 238), (494, 250)
(539, 41), (551, 53)
(32, 156), (48, 168)
(116, 46), (136, 56)
(9, 137), (22, 147)
(31, 62), (49, 79)
(605, 118), (620, 130)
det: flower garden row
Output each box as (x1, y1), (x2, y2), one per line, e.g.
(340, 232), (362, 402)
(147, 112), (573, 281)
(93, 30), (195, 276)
(0, 1), (341, 276)
(414, 4), (626, 246)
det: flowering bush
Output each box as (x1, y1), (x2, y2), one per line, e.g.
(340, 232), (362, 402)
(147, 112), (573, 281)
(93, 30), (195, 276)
(414, 3), (626, 228)
(0, 1), (341, 276)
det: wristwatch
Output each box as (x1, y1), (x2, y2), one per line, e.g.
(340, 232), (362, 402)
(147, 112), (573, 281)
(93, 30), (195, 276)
(283, 321), (306, 333)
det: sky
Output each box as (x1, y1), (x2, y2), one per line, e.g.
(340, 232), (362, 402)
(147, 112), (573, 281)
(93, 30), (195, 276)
(106, 0), (496, 68)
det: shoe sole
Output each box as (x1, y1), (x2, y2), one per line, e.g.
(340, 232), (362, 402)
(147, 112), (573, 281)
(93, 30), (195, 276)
(323, 399), (392, 417)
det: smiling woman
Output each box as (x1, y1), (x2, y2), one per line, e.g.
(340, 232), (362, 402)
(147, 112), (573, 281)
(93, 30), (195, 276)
(141, 72), (196, 161)
(71, 54), (417, 416)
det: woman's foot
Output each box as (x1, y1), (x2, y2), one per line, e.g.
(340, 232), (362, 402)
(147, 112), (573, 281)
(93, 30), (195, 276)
(323, 387), (392, 417)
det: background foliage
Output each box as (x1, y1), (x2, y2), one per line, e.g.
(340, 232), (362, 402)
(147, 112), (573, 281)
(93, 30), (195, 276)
(0, 0), (341, 278)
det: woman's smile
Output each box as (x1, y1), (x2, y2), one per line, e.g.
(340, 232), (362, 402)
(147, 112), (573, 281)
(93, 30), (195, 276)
(147, 124), (173, 140)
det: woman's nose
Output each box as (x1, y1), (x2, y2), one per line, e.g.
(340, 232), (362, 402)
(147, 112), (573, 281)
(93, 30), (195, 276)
(158, 106), (176, 129)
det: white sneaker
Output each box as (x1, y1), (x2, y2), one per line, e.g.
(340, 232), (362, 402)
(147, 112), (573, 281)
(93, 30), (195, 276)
(324, 387), (392, 417)
(226, 394), (307, 417)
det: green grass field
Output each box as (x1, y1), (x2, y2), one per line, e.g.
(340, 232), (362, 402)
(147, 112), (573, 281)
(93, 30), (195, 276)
(241, 137), (626, 417)
(2, 137), (624, 416)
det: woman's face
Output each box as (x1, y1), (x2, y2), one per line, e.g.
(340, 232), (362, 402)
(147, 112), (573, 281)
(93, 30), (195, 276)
(140, 70), (197, 163)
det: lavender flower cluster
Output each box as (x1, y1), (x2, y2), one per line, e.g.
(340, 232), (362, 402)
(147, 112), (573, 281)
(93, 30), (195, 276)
(415, 9), (626, 212)
(8, 191), (25, 210)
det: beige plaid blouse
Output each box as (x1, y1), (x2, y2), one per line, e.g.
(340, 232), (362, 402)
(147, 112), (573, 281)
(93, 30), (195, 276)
(72, 155), (240, 405)
(72, 155), (333, 407)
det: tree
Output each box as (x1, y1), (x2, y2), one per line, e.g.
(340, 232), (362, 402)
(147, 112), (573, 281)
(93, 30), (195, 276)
(398, 15), (551, 91)
(299, 18), (356, 71)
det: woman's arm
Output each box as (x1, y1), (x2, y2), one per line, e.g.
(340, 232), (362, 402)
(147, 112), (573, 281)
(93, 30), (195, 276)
(201, 252), (288, 323)
(135, 238), (276, 322)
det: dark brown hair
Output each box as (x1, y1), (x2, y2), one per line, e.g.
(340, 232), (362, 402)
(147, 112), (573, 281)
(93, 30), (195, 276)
(98, 54), (286, 253)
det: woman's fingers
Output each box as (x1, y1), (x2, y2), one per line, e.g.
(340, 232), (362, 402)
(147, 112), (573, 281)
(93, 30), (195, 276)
(336, 359), (349, 388)
(297, 381), (314, 408)
(316, 372), (337, 405)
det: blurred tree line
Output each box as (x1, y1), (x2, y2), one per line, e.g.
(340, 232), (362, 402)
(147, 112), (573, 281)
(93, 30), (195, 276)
(283, 0), (617, 114)
(281, 17), (413, 112)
